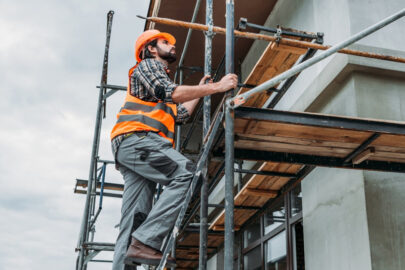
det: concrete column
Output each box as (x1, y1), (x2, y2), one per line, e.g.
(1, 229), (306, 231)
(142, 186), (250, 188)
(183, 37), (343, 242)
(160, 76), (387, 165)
(363, 171), (405, 270)
(302, 71), (405, 269)
(302, 168), (372, 270)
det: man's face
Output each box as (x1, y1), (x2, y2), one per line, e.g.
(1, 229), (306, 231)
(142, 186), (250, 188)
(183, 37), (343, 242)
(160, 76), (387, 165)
(156, 38), (176, 63)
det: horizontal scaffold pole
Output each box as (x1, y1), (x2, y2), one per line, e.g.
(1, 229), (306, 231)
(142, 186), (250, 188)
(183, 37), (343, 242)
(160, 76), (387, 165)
(137, 15), (405, 64)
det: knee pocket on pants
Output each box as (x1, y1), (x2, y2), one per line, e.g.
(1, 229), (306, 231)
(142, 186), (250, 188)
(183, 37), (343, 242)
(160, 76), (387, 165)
(148, 152), (179, 177)
(185, 161), (196, 173)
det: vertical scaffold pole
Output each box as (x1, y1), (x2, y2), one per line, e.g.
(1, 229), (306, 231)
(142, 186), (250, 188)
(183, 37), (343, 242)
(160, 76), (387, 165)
(170, 69), (184, 270)
(199, 0), (213, 269)
(77, 10), (114, 270)
(225, 0), (235, 269)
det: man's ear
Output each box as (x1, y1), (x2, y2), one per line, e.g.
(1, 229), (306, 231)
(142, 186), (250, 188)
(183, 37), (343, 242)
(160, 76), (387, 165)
(147, 44), (157, 55)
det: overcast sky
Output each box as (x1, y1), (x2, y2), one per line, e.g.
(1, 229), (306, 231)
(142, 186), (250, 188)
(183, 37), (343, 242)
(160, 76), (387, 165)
(0, 1), (150, 269)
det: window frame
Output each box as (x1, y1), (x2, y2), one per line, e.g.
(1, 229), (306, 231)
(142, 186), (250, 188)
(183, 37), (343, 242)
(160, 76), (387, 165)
(237, 184), (304, 270)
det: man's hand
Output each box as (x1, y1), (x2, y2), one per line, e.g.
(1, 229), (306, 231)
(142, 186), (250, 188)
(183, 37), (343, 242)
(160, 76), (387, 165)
(172, 73), (238, 103)
(216, 73), (238, 92)
(199, 75), (213, 85)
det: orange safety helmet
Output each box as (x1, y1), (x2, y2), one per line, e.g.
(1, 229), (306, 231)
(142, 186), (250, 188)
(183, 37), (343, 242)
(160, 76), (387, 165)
(134, 29), (176, 62)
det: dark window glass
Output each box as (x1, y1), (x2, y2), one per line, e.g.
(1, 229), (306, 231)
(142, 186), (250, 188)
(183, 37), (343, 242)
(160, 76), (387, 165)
(265, 231), (287, 270)
(234, 237), (240, 255)
(244, 246), (261, 270)
(293, 222), (305, 270)
(291, 184), (302, 217)
(264, 199), (285, 235)
(244, 217), (261, 248)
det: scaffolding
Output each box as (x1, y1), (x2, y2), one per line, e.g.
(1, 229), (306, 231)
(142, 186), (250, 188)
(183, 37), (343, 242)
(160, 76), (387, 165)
(74, 4), (405, 270)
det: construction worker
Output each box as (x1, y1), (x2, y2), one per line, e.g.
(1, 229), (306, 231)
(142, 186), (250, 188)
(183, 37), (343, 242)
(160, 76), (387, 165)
(110, 29), (238, 269)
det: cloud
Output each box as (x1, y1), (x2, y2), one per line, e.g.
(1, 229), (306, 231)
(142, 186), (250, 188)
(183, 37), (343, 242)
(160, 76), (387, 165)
(0, 0), (150, 269)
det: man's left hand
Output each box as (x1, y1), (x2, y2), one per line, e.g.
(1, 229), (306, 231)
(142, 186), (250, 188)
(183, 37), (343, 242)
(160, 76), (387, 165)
(199, 75), (213, 85)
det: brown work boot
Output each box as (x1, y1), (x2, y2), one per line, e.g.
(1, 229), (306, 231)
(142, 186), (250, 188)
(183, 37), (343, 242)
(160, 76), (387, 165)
(124, 238), (176, 267)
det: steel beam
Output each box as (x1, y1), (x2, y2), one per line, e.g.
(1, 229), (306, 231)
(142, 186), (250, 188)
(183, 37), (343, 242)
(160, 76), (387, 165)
(343, 133), (380, 164)
(235, 149), (405, 173)
(234, 107), (405, 135)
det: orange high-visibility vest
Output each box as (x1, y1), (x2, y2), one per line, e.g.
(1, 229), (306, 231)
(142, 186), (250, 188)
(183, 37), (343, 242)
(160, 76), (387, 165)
(110, 65), (177, 145)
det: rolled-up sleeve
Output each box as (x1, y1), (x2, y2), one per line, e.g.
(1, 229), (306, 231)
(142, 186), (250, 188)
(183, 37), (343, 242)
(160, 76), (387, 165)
(134, 59), (178, 103)
(176, 103), (190, 124)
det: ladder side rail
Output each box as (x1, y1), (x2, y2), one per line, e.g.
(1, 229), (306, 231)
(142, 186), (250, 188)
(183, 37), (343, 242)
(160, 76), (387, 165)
(157, 109), (225, 270)
(77, 10), (114, 270)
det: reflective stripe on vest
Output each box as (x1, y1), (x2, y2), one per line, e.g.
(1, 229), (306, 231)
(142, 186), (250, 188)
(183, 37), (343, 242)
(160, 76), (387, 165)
(116, 114), (174, 139)
(110, 66), (177, 145)
(121, 101), (176, 119)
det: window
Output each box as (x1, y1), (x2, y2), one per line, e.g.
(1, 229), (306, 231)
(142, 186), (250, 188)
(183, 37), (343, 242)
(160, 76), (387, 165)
(244, 246), (261, 270)
(264, 199), (285, 234)
(292, 222), (305, 270)
(290, 184), (302, 217)
(238, 184), (304, 270)
(244, 217), (261, 248)
(265, 231), (287, 270)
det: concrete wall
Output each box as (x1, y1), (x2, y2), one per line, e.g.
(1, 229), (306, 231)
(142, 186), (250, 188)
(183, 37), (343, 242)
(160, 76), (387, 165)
(301, 72), (374, 270)
(239, 0), (405, 269)
(302, 167), (372, 270)
(300, 70), (405, 270)
(242, 0), (405, 113)
(363, 171), (405, 270)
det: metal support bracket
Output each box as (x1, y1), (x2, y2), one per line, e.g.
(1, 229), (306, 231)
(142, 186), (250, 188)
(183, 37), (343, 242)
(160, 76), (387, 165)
(238, 17), (248, 30)
(274, 25), (282, 44)
(316, 32), (325, 44)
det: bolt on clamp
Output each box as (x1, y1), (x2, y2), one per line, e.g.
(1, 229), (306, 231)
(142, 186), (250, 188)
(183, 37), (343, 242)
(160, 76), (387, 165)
(205, 25), (215, 38)
(274, 25), (283, 45)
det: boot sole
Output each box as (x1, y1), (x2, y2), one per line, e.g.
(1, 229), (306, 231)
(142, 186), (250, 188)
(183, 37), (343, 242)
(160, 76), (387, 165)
(124, 257), (176, 268)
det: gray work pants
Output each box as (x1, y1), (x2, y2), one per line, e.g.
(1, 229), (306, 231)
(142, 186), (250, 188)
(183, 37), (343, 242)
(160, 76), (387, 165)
(112, 132), (194, 270)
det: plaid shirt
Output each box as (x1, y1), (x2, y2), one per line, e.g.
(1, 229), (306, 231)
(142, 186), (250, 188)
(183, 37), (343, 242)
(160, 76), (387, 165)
(111, 58), (190, 158)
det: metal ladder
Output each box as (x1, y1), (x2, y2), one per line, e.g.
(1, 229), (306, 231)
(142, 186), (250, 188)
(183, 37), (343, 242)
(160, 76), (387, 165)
(155, 110), (224, 270)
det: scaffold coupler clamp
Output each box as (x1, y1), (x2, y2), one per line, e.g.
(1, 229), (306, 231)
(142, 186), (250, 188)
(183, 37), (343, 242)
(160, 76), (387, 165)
(205, 25), (215, 38)
(238, 17), (248, 30)
(316, 32), (324, 44)
(229, 95), (245, 109)
(275, 25), (282, 45)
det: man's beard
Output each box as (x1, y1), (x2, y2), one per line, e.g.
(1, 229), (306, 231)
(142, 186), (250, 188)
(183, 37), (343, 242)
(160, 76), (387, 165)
(157, 46), (177, 63)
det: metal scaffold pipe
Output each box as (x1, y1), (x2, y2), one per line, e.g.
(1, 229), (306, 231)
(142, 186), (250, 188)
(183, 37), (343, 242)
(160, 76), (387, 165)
(137, 15), (405, 64)
(224, 0), (235, 269)
(77, 10), (114, 270)
(230, 8), (405, 107)
(199, 0), (213, 269)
